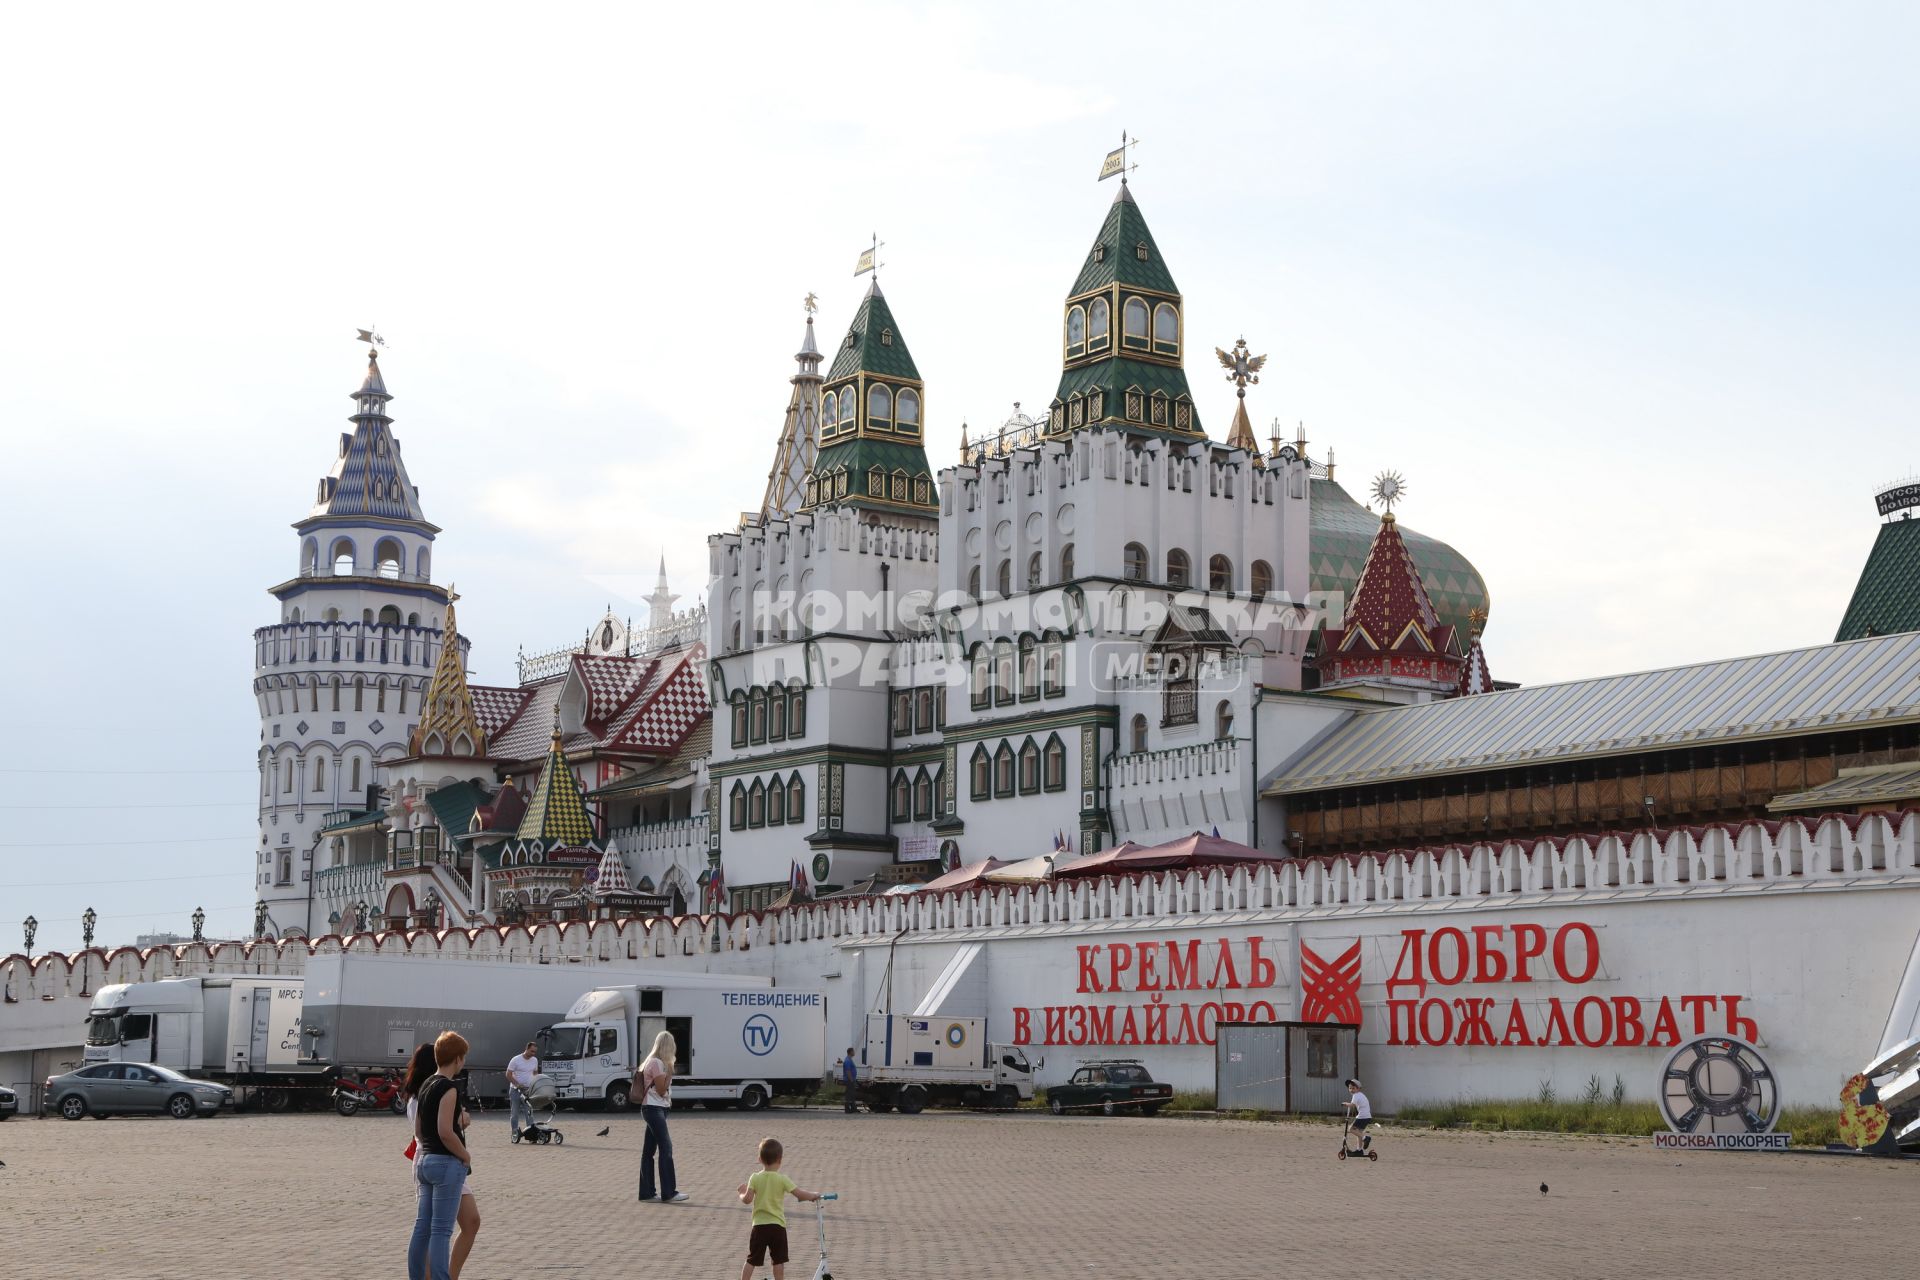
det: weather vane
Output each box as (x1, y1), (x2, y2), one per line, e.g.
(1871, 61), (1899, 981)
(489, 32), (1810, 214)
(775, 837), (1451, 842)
(1215, 336), (1267, 397)
(1370, 470), (1408, 515)
(803, 292), (819, 315)
(356, 326), (386, 352)
(854, 232), (884, 279)
(1099, 131), (1142, 183)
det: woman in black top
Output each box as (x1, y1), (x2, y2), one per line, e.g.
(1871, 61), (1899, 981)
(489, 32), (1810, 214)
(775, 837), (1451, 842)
(406, 1031), (472, 1280)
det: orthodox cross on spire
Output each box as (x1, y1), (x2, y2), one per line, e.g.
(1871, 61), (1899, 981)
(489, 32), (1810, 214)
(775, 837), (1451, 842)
(1099, 131), (1142, 184)
(854, 232), (884, 280)
(1216, 336), (1266, 398)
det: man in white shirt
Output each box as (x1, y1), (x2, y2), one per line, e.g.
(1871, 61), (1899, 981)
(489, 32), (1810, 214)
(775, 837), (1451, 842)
(507, 1041), (539, 1139)
(1344, 1078), (1373, 1152)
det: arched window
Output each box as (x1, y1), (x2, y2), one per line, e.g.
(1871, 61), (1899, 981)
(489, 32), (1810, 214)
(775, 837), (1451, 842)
(1027, 551), (1043, 592)
(1089, 297), (1110, 347)
(1251, 560), (1273, 604)
(330, 677), (342, 711)
(378, 604), (401, 625)
(1060, 543), (1075, 580)
(730, 693), (749, 748)
(1066, 305), (1087, 358)
(970, 645), (992, 710)
(749, 690), (768, 743)
(993, 743), (1016, 797)
(788, 686), (807, 736)
(1018, 739), (1040, 794)
(786, 772), (806, 824)
(417, 548), (430, 579)
(730, 783), (748, 830)
(1131, 714), (1148, 755)
(1123, 542), (1149, 582)
(313, 755), (326, 791)
(840, 390), (856, 426)
(970, 745), (991, 800)
(1043, 735), (1066, 791)
(767, 775), (786, 826)
(374, 539), (403, 579)
(350, 756), (362, 793)
(912, 769), (933, 821)
(993, 639), (1015, 704)
(376, 680), (388, 713)
(996, 560), (1011, 598)
(822, 391), (837, 429)
(748, 780), (766, 827)
(1166, 549), (1191, 588)
(1123, 297), (1149, 348)
(1216, 700), (1235, 741)
(1019, 635), (1039, 700)
(896, 388), (920, 430)
(967, 565), (982, 601)
(1209, 554), (1232, 592)
(769, 691), (787, 741)
(891, 772), (911, 823)
(869, 384), (892, 427)
(1042, 634), (1066, 698)
(1152, 302), (1179, 354)
(330, 538), (355, 576)
(353, 677), (365, 711)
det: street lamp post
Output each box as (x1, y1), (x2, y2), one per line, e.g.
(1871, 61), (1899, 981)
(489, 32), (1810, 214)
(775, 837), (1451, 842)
(191, 906), (205, 943)
(253, 899), (268, 941)
(354, 900), (368, 934)
(22, 915), (36, 954)
(80, 906), (97, 995)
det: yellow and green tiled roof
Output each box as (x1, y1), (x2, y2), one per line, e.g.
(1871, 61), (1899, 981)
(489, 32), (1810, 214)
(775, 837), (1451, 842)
(516, 732), (598, 846)
(1055, 355), (1200, 436)
(1836, 516), (1920, 641)
(1311, 477), (1489, 643)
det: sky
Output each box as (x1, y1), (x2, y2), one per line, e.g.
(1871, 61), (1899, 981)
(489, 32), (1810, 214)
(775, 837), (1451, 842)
(2, 1), (1916, 953)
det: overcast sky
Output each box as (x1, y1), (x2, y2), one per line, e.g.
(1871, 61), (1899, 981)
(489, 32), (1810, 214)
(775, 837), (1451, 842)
(2, 2), (1915, 952)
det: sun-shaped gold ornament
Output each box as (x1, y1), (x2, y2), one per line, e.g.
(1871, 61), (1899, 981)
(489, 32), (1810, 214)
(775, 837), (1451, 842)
(1370, 470), (1407, 514)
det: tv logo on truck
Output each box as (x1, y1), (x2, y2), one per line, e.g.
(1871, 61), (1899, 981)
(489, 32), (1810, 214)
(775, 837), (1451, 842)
(743, 1014), (779, 1056)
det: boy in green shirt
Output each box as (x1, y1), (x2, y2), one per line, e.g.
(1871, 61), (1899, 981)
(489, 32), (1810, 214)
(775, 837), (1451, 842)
(735, 1137), (824, 1280)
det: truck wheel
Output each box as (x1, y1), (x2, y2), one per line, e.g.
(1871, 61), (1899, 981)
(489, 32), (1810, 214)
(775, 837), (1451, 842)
(738, 1085), (769, 1113)
(1048, 1097), (1066, 1116)
(605, 1082), (632, 1112)
(59, 1094), (88, 1121)
(334, 1094), (361, 1118)
(897, 1086), (927, 1115)
(996, 1085), (1020, 1111)
(263, 1089), (291, 1114)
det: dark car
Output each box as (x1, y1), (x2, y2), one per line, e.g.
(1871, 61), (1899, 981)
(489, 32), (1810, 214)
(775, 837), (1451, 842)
(0, 1083), (17, 1120)
(43, 1062), (233, 1120)
(1045, 1060), (1174, 1116)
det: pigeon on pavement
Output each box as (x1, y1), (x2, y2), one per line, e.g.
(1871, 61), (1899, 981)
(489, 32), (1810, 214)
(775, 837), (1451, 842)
(596, 1126), (611, 1137)
(1539, 1183), (1548, 1195)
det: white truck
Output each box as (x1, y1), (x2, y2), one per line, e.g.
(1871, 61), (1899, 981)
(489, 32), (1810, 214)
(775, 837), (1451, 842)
(83, 976), (319, 1108)
(540, 979), (826, 1113)
(852, 1013), (1035, 1114)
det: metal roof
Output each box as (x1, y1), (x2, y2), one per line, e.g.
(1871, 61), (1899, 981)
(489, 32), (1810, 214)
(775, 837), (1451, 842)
(1268, 630), (1920, 795)
(1768, 762), (1920, 813)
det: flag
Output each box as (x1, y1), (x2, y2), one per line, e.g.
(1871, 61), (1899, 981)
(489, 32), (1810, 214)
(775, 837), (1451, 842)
(1098, 146), (1127, 181)
(1212, 825), (1221, 839)
(854, 246), (876, 276)
(356, 328), (385, 346)
(706, 863), (726, 911)
(1052, 830), (1064, 852)
(789, 860), (810, 901)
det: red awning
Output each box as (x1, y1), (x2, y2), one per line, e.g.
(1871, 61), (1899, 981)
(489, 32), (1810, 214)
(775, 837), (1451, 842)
(1052, 833), (1284, 880)
(919, 858), (1011, 892)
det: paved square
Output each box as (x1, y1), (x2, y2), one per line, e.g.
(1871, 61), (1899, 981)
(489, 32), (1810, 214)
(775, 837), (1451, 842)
(1, 1105), (1911, 1278)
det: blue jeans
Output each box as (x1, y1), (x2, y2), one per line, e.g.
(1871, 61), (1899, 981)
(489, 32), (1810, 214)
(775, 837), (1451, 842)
(408, 1153), (467, 1280)
(638, 1104), (676, 1199)
(509, 1085), (532, 1135)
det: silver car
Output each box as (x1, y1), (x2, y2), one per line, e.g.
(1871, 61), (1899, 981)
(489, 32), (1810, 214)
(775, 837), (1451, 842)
(0, 1083), (17, 1119)
(44, 1062), (233, 1120)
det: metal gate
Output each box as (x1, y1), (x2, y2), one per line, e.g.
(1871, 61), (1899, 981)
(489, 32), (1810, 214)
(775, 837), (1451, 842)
(1215, 1021), (1360, 1114)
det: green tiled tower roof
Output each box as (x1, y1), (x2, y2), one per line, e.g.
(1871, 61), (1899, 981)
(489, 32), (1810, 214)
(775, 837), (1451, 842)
(1069, 183), (1180, 296)
(808, 279), (936, 519)
(826, 282), (920, 382)
(1836, 515), (1920, 641)
(1310, 477), (1490, 644)
(517, 730), (598, 846)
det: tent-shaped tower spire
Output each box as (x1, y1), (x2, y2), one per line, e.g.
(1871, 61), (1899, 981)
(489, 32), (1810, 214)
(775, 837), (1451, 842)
(759, 308), (824, 521)
(1317, 477), (1464, 700)
(803, 278), (936, 518)
(516, 726), (598, 846)
(411, 590), (485, 757)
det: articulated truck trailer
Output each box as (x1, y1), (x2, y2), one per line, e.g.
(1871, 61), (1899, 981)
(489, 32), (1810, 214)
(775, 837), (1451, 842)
(84, 976), (320, 1108)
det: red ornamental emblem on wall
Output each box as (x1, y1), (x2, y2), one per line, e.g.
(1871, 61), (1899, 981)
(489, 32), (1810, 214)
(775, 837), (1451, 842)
(1300, 940), (1363, 1026)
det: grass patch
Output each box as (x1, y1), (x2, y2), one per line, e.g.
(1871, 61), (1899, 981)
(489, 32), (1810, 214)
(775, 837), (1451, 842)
(1394, 1098), (1843, 1147)
(1161, 1090), (1217, 1113)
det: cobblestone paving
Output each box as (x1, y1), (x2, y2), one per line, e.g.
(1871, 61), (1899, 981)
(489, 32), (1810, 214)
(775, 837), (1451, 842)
(1, 1106), (1912, 1279)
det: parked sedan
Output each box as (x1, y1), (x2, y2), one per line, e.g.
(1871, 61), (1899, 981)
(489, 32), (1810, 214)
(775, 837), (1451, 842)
(1045, 1059), (1174, 1116)
(44, 1063), (233, 1120)
(0, 1083), (17, 1119)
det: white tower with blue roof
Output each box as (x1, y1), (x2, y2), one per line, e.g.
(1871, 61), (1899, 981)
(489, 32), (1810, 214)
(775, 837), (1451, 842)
(252, 346), (463, 937)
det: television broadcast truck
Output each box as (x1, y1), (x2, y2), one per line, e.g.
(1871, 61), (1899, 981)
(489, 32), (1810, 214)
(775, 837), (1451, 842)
(851, 1013), (1035, 1113)
(83, 976), (318, 1109)
(541, 982), (826, 1112)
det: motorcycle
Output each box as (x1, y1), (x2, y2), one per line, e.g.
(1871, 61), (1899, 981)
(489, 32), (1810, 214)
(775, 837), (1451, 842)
(333, 1072), (408, 1117)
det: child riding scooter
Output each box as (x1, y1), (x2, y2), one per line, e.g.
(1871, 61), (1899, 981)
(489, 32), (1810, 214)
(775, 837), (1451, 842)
(1338, 1077), (1378, 1161)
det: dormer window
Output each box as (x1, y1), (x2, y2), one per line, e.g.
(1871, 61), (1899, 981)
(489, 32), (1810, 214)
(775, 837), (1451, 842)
(1092, 244), (1107, 263)
(1069, 394), (1085, 427)
(1089, 389), (1105, 420)
(1123, 297), (1150, 351)
(1125, 388), (1143, 421)
(1089, 297), (1110, 350)
(1175, 400), (1192, 431)
(1066, 305), (1087, 359)
(1135, 242), (1150, 261)
(844, 331), (858, 350)
(868, 467), (885, 496)
(1049, 402), (1065, 432)
(880, 327), (894, 346)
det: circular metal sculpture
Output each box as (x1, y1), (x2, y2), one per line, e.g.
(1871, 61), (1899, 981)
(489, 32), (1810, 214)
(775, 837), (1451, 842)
(1659, 1035), (1779, 1136)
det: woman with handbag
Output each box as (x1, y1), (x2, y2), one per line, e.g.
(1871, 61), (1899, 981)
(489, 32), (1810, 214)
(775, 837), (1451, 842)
(403, 1043), (482, 1280)
(637, 1030), (688, 1203)
(407, 1031), (475, 1280)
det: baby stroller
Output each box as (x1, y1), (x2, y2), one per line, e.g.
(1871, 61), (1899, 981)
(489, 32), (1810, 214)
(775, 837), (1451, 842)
(509, 1073), (564, 1146)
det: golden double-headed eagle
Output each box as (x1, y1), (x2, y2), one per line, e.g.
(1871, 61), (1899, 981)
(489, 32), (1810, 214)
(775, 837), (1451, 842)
(1215, 336), (1267, 394)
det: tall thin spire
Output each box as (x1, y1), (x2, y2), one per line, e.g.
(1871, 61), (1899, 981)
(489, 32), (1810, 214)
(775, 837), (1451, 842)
(411, 589), (485, 757)
(645, 554), (680, 632)
(309, 347), (430, 524)
(759, 306), (824, 521)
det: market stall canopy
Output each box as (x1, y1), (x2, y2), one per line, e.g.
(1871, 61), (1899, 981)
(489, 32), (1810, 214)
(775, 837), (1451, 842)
(1051, 833), (1284, 880)
(921, 858), (1012, 892)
